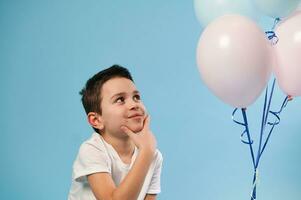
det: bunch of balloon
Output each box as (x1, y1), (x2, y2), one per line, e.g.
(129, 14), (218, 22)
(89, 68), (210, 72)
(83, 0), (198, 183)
(194, 0), (301, 199)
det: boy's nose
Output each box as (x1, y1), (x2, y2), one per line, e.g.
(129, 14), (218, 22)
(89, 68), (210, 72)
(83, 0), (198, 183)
(128, 100), (140, 110)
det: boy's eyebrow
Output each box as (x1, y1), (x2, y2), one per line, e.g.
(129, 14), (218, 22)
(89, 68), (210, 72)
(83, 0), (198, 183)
(110, 90), (140, 100)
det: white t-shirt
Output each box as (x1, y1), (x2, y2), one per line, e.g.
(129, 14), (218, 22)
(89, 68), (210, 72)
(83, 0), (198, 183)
(68, 132), (163, 200)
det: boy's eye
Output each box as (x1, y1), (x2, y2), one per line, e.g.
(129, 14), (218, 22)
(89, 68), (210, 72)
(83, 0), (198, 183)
(115, 97), (125, 103)
(133, 94), (141, 101)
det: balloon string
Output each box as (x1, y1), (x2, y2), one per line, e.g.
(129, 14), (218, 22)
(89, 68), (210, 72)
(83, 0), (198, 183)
(232, 95), (290, 200)
(271, 17), (281, 30)
(232, 108), (258, 199)
(255, 16), (283, 166)
(250, 169), (259, 200)
(250, 80), (274, 200)
(260, 95), (290, 156)
(265, 17), (281, 45)
(232, 108), (256, 168)
(232, 78), (291, 200)
(256, 84), (269, 168)
(232, 109), (252, 145)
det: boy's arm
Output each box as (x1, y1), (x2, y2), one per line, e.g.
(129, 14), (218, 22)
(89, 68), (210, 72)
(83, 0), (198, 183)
(144, 194), (157, 200)
(88, 116), (156, 200)
(88, 149), (154, 200)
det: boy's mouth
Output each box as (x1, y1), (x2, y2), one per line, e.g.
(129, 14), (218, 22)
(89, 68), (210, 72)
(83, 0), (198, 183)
(127, 112), (144, 119)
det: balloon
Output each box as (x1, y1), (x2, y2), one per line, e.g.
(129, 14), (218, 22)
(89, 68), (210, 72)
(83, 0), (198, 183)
(194, 0), (258, 27)
(196, 15), (273, 108)
(254, 0), (301, 18)
(273, 11), (301, 96)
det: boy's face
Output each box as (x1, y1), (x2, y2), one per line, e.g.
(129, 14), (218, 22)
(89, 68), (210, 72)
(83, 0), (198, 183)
(99, 77), (146, 137)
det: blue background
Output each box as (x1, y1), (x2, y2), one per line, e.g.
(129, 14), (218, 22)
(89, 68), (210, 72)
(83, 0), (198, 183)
(1, 1), (300, 199)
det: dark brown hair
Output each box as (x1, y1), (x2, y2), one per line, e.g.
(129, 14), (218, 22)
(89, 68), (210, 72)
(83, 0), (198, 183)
(79, 64), (133, 133)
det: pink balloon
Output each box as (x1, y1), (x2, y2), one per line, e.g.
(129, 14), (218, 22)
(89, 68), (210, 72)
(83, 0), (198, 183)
(196, 15), (273, 108)
(274, 11), (301, 97)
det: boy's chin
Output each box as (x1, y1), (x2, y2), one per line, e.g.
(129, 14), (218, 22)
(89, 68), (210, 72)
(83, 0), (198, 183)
(126, 123), (143, 133)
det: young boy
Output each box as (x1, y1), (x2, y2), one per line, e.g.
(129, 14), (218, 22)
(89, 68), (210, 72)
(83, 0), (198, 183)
(68, 65), (163, 200)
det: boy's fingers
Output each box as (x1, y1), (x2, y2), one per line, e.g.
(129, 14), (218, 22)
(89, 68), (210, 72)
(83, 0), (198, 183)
(142, 115), (150, 131)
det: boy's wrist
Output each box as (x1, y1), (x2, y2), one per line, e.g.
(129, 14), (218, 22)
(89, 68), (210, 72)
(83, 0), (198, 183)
(139, 147), (156, 159)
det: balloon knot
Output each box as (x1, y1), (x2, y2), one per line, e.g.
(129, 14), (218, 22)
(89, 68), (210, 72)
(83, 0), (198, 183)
(287, 95), (293, 101)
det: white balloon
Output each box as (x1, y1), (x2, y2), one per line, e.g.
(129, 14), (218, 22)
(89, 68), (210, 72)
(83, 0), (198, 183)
(196, 15), (273, 108)
(274, 11), (301, 96)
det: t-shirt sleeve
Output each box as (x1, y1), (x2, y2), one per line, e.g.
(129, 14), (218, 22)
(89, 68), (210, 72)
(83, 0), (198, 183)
(147, 150), (163, 194)
(72, 142), (111, 182)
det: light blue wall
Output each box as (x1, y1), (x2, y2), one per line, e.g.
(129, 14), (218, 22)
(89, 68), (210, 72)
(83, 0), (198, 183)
(1, 1), (300, 199)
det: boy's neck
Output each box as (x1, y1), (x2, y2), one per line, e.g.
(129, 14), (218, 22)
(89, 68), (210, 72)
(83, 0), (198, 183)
(101, 132), (135, 158)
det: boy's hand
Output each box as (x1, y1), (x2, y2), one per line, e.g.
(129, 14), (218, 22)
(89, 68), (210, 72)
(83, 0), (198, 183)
(121, 115), (157, 154)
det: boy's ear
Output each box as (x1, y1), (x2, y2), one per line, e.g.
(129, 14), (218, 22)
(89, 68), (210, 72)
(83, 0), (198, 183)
(87, 112), (104, 130)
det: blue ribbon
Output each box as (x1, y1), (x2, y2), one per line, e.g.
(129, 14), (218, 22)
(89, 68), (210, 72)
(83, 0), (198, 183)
(265, 18), (281, 45)
(232, 80), (290, 200)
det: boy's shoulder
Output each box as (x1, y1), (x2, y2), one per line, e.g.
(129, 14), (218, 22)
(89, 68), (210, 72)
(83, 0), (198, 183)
(72, 132), (112, 182)
(77, 132), (108, 156)
(154, 149), (163, 160)
(83, 132), (104, 145)
(154, 149), (163, 166)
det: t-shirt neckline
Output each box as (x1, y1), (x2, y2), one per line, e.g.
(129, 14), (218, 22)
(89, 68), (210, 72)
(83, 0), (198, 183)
(95, 133), (138, 168)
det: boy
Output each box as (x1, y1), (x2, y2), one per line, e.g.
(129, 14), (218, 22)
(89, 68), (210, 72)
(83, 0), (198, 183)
(68, 65), (163, 200)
